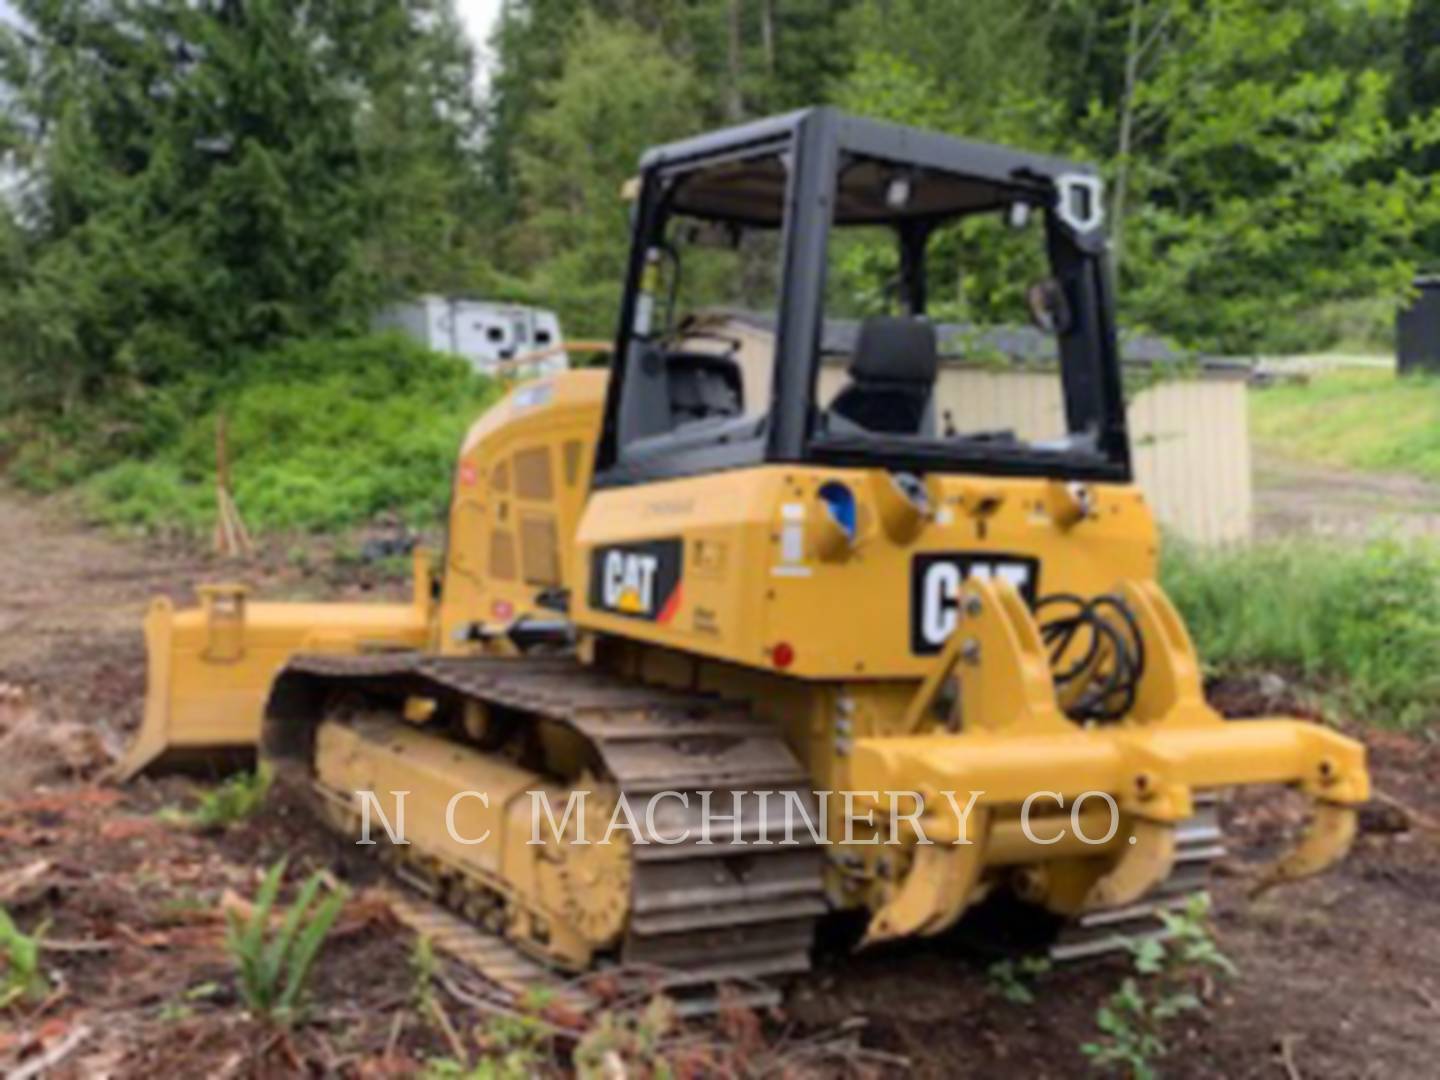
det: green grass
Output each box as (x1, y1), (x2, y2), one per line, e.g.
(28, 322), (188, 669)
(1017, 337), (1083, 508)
(1250, 370), (1440, 480)
(1163, 537), (1440, 730)
(5, 332), (502, 536)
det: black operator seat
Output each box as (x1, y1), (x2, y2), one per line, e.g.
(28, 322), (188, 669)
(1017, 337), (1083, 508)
(825, 315), (939, 436)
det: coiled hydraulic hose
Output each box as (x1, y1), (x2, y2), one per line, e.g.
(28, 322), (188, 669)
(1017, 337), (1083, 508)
(1035, 593), (1146, 723)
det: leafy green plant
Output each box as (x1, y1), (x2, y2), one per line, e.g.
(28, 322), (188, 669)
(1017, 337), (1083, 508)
(573, 995), (678, 1079)
(0, 907), (49, 1008)
(1082, 896), (1235, 1078)
(422, 1058), (536, 1080)
(421, 1062), (475, 1079)
(156, 892), (212, 921)
(986, 955), (1052, 1005)
(163, 766), (272, 830)
(424, 987), (560, 1080)
(225, 859), (348, 1025)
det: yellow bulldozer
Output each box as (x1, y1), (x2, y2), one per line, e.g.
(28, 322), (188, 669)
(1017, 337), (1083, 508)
(124, 109), (1369, 1007)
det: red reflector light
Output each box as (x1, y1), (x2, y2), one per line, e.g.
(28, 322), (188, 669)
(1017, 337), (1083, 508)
(772, 642), (795, 669)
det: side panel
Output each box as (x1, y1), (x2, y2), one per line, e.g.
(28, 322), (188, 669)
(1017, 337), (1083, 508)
(436, 370), (609, 651)
(574, 471), (780, 665)
(575, 465), (1159, 680)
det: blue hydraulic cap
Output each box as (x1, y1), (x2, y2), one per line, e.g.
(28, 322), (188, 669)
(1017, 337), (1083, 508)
(818, 481), (857, 539)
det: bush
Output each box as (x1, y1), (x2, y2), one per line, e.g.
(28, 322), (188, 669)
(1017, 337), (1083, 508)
(61, 332), (501, 535)
(83, 460), (211, 533)
(3, 425), (89, 493)
(1222, 295), (1396, 357)
(1304, 296), (1398, 355)
(1163, 538), (1440, 729)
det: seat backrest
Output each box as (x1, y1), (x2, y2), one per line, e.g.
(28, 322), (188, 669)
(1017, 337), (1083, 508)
(827, 316), (938, 435)
(666, 351), (745, 426)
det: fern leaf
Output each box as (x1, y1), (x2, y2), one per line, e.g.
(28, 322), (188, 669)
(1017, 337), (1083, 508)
(277, 882), (347, 1015)
(261, 872), (321, 995)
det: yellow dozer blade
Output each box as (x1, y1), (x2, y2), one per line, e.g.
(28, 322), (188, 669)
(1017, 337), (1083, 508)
(119, 576), (429, 779)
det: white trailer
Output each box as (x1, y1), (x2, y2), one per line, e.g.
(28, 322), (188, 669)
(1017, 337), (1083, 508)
(373, 296), (566, 376)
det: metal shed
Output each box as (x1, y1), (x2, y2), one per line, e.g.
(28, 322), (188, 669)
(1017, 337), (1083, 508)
(1398, 275), (1440, 374)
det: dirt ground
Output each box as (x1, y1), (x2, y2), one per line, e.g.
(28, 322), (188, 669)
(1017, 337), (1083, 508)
(2, 487), (1438, 1078)
(1253, 450), (1440, 540)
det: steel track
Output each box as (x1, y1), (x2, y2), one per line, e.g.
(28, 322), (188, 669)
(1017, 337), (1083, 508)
(269, 652), (826, 1013)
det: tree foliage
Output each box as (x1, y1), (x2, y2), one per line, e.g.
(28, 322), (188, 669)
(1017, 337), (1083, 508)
(484, 0), (1439, 352)
(510, 12), (702, 334)
(1103, 0), (1440, 349)
(1, 0), (1438, 528)
(0, 0), (486, 423)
